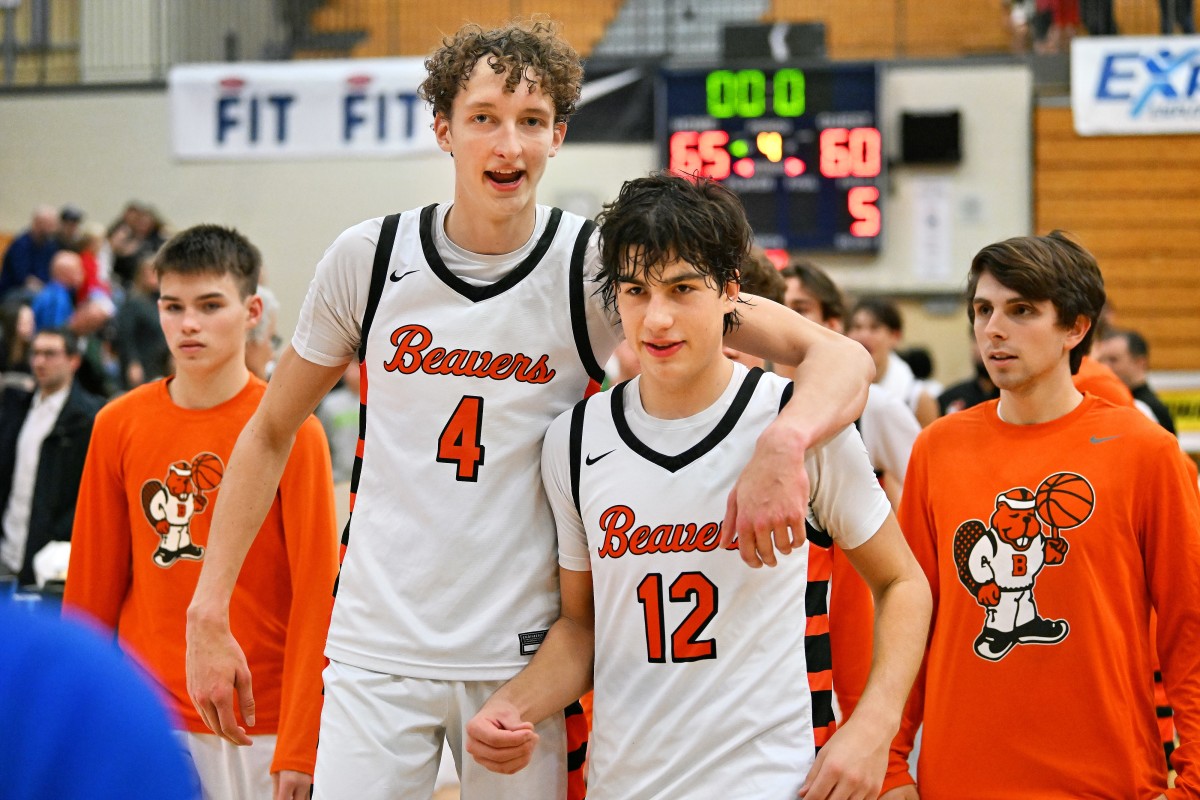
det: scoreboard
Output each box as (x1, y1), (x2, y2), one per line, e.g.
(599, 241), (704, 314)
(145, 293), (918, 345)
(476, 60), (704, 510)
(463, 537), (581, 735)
(658, 63), (883, 252)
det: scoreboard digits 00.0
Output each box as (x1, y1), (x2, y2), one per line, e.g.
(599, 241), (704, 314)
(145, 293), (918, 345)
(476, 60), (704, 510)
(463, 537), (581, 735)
(658, 64), (883, 252)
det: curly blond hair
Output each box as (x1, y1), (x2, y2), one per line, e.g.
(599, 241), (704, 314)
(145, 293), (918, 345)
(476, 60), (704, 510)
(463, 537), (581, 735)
(419, 19), (583, 123)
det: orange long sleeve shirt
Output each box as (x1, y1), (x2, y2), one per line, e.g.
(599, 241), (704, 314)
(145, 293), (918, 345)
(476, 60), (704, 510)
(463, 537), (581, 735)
(887, 396), (1200, 799)
(64, 376), (338, 776)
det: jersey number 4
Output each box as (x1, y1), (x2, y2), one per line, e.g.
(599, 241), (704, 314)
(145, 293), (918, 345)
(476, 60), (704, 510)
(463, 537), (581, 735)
(637, 572), (718, 663)
(438, 396), (486, 481)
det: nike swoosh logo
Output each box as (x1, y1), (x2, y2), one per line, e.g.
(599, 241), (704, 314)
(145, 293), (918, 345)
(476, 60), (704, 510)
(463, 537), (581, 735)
(585, 450), (615, 466)
(577, 68), (644, 108)
(390, 269), (417, 283)
(1090, 435), (1120, 444)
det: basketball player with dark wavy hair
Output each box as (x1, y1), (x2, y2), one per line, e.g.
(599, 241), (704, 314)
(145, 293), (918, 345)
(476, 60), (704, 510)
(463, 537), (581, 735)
(881, 232), (1200, 800)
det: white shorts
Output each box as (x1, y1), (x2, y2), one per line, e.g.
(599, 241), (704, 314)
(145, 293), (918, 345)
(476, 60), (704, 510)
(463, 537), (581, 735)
(314, 659), (567, 800)
(180, 731), (277, 800)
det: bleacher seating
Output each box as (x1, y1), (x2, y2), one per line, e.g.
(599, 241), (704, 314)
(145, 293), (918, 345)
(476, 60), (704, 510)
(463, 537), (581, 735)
(1036, 106), (1200, 370)
(300, 0), (621, 60)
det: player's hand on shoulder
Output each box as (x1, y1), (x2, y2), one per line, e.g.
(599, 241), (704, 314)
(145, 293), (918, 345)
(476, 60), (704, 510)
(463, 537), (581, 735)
(721, 423), (811, 568)
(272, 769), (312, 800)
(465, 702), (539, 775)
(797, 714), (889, 800)
(976, 582), (1001, 606)
(185, 608), (255, 746)
(880, 786), (920, 799)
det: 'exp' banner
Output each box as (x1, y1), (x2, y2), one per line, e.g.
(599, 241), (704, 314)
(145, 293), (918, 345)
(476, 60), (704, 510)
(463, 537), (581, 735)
(1071, 36), (1200, 136)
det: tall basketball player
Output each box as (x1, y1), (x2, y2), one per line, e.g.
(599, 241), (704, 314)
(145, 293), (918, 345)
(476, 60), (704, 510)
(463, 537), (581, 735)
(465, 173), (931, 800)
(185, 19), (875, 800)
(881, 232), (1200, 799)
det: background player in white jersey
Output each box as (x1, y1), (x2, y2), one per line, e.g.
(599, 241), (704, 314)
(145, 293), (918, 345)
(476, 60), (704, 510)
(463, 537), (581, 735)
(185, 20), (876, 799)
(466, 173), (931, 800)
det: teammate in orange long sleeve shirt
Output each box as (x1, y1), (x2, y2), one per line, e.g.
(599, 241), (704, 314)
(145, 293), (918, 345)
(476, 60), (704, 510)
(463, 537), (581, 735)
(881, 231), (1200, 800)
(64, 225), (338, 800)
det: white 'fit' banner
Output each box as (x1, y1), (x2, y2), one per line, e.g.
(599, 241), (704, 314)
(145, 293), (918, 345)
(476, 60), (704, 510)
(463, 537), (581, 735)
(169, 59), (439, 160)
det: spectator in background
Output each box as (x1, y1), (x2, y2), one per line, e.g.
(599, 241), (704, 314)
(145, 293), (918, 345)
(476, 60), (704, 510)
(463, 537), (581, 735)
(898, 346), (943, 405)
(0, 205), (60, 300)
(245, 285), (280, 380)
(32, 250), (116, 340)
(32, 251), (84, 331)
(938, 333), (999, 415)
(1159, 0), (1195, 32)
(1097, 328), (1176, 434)
(0, 328), (103, 587)
(74, 222), (115, 304)
(0, 601), (198, 800)
(847, 297), (940, 427)
(109, 202), (168, 288)
(1080, 0), (1118, 34)
(0, 298), (35, 393)
(58, 204), (85, 251)
(116, 253), (170, 389)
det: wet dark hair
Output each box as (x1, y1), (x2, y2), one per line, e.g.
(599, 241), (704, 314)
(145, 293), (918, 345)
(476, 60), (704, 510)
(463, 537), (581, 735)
(154, 224), (261, 299)
(968, 230), (1105, 374)
(596, 172), (750, 334)
(419, 19), (583, 123)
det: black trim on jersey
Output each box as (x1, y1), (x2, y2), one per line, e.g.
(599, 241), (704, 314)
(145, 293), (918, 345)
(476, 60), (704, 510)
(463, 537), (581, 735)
(420, 204), (564, 303)
(805, 579), (830, 616)
(778, 381), (794, 412)
(337, 213), (400, 598)
(359, 213), (401, 362)
(810, 688), (836, 728)
(564, 700), (589, 773)
(568, 398), (588, 515)
(568, 219), (606, 383)
(806, 631), (833, 673)
(610, 367), (764, 473)
(806, 520), (833, 549)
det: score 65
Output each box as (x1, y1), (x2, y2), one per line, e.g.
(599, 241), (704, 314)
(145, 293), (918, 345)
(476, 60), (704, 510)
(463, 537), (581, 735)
(669, 130), (732, 181)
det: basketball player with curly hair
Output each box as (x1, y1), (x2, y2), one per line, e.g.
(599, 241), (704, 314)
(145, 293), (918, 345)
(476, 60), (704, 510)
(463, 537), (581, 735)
(185, 18), (874, 800)
(882, 232), (1200, 799)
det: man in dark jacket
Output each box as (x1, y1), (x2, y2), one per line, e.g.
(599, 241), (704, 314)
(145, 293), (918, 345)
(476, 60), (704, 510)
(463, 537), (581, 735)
(1097, 328), (1177, 435)
(0, 327), (103, 586)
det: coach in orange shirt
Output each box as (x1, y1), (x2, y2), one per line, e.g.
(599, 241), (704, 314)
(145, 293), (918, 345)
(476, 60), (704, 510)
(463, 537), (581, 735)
(882, 231), (1200, 799)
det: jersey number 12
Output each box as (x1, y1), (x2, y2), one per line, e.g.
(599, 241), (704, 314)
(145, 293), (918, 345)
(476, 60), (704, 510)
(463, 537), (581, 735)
(637, 572), (718, 663)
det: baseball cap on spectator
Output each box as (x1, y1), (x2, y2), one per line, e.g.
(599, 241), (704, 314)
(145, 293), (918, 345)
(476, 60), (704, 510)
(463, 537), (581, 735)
(60, 205), (84, 223)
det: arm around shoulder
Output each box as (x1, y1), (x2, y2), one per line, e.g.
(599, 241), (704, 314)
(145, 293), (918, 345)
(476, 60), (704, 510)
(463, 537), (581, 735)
(719, 297), (874, 567)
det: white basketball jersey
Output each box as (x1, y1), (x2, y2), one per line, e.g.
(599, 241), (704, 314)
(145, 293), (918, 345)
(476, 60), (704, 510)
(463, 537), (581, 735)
(323, 204), (609, 679)
(543, 364), (890, 800)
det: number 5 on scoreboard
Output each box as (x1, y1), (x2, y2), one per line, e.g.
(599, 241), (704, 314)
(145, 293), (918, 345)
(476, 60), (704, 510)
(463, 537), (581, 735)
(438, 395), (485, 481)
